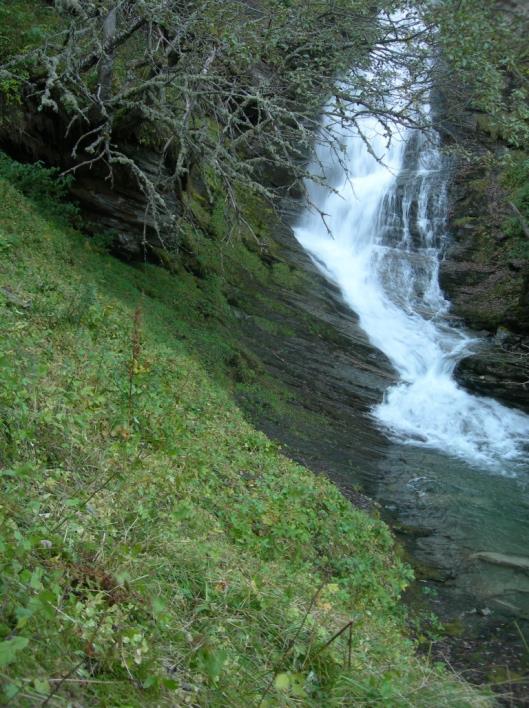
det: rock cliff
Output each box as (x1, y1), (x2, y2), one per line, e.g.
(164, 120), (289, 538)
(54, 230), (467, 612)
(438, 109), (529, 412)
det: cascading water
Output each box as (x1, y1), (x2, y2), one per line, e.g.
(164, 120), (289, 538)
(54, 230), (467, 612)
(294, 113), (529, 472)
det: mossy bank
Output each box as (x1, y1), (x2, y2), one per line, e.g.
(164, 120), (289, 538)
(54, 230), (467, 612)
(0, 158), (488, 705)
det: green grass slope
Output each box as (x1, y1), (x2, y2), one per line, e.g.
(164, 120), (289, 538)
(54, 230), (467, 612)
(0, 168), (488, 705)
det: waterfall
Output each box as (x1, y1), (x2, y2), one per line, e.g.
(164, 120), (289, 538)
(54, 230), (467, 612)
(294, 111), (529, 472)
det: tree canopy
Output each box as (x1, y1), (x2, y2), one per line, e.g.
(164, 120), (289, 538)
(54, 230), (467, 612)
(0, 0), (434, 248)
(0, 0), (527, 251)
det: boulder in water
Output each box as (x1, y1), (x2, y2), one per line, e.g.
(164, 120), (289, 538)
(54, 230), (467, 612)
(470, 552), (529, 573)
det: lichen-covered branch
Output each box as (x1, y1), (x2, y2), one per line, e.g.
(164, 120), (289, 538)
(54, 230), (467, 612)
(0, 0), (435, 254)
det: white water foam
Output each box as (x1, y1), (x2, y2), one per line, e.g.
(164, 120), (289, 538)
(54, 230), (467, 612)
(294, 114), (529, 472)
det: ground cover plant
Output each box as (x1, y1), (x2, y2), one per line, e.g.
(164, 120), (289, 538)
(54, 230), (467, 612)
(0, 157), (491, 705)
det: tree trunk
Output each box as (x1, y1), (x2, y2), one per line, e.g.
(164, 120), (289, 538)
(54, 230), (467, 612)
(98, 7), (117, 104)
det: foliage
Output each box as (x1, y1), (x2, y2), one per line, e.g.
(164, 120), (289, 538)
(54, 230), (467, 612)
(431, 0), (529, 148)
(0, 0), (58, 103)
(0, 151), (79, 223)
(502, 156), (529, 256)
(0, 162), (489, 705)
(0, 0), (433, 251)
(0, 0), (57, 61)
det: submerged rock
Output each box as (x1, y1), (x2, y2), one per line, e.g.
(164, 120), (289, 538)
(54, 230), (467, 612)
(470, 552), (529, 573)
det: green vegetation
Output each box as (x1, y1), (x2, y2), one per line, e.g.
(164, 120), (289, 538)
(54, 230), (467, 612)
(0, 0), (520, 702)
(0, 0), (58, 104)
(0, 0), (434, 254)
(435, 0), (529, 270)
(0, 158), (488, 705)
(435, 0), (529, 149)
(0, 0), (57, 61)
(503, 156), (529, 257)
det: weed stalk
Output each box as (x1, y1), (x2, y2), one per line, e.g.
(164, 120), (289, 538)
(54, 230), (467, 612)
(128, 304), (142, 427)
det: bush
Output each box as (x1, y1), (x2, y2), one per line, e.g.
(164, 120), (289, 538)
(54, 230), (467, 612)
(0, 152), (79, 224)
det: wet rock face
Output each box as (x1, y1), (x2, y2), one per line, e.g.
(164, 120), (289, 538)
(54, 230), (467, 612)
(454, 336), (529, 413)
(440, 162), (529, 333)
(0, 102), (181, 259)
(438, 142), (529, 411)
(470, 551), (529, 572)
(442, 205), (529, 412)
(231, 219), (397, 487)
(439, 226), (529, 335)
(73, 141), (182, 254)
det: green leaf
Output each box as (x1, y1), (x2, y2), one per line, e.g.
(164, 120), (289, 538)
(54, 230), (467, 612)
(274, 673), (291, 691)
(15, 606), (33, 628)
(198, 647), (227, 681)
(162, 678), (178, 690)
(289, 673), (307, 698)
(143, 675), (158, 689)
(0, 637), (29, 667)
(38, 590), (56, 605)
(33, 678), (50, 695)
(30, 567), (44, 590)
(4, 684), (20, 701)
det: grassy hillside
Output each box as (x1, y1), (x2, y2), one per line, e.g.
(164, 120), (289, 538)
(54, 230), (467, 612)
(0, 162), (488, 705)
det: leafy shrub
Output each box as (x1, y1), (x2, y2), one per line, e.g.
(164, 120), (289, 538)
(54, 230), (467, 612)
(0, 0), (58, 62)
(0, 152), (79, 224)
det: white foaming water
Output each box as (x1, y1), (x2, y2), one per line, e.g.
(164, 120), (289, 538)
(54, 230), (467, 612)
(294, 115), (529, 471)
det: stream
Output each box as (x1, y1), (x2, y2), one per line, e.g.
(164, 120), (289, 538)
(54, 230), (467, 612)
(292, 106), (529, 628)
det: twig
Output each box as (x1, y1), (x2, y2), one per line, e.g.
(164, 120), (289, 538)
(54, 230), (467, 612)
(47, 678), (125, 684)
(313, 619), (356, 661)
(41, 611), (109, 706)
